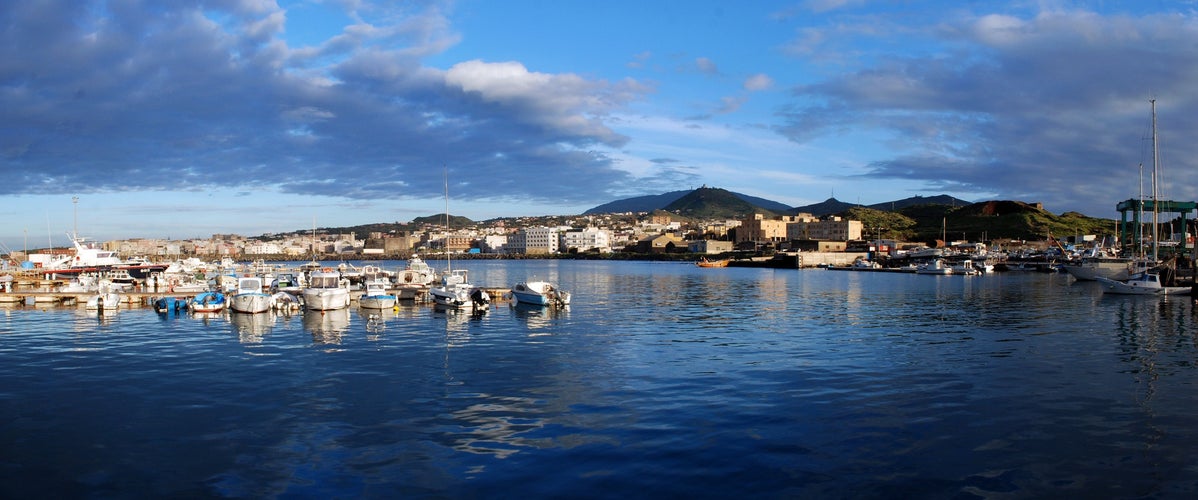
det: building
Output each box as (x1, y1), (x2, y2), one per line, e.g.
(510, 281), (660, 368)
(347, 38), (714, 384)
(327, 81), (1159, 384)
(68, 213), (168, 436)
(688, 239), (734, 254)
(507, 227), (560, 255)
(561, 227), (612, 253)
(735, 214), (792, 243)
(786, 217), (863, 241)
(636, 233), (684, 253)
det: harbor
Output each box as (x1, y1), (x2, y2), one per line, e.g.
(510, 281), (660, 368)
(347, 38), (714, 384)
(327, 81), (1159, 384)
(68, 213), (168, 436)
(3, 260), (1198, 498)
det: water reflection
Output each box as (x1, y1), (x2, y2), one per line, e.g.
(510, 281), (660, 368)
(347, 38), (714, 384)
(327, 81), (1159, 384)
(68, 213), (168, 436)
(510, 302), (567, 331)
(303, 308), (351, 344)
(445, 394), (547, 459)
(229, 311), (276, 343)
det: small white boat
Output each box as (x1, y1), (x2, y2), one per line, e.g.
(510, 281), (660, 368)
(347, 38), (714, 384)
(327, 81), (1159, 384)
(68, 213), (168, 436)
(230, 276), (274, 313)
(1096, 272), (1191, 295)
(358, 278), (397, 309)
(271, 292), (302, 311)
(950, 260), (981, 276)
(397, 255), (436, 287)
(86, 289), (120, 311)
(916, 259), (953, 275)
(429, 269), (490, 310)
(189, 291), (226, 313)
(510, 281), (570, 308)
(303, 269), (351, 311)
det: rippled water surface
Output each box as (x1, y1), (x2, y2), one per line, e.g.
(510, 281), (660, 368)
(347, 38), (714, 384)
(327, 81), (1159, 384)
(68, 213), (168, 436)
(3, 260), (1198, 498)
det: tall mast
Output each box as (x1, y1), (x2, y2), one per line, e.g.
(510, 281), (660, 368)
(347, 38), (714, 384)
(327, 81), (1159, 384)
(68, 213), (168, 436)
(1151, 99), (1159, 261)
(444, 167), (451, 274)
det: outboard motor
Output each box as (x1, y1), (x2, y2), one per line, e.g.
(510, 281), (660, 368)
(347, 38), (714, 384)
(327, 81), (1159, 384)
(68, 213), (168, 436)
(470, 288), (491, 310)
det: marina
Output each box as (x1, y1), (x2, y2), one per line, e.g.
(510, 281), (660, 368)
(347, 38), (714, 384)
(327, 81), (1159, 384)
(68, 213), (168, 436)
(3, 260), (1198, 497)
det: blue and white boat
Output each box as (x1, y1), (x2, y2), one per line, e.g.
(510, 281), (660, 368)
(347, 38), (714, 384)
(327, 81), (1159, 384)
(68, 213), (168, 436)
(189, 291), (226, 313)
(230, 276), (274, 314)
(510, 280), (570, 308)
(358, 278), (397, 309)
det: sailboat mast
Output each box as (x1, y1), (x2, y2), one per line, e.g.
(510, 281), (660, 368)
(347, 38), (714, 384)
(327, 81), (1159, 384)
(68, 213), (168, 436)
(1151, 99), (1159, 261)
(1137, 163), (1144, 258)
(444, 168), (451, 274)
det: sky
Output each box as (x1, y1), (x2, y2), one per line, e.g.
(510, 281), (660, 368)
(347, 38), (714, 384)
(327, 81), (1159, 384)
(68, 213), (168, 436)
(4, 0), (1198, 251)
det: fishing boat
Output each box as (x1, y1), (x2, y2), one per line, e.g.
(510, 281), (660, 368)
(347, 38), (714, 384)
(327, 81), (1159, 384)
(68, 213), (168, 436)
(695, 258), (729, 268)
(510, 280), (571, 308)
(1096, 272), (1191, 295)
(428, 169), (489, 311)
(189, 291), (226, 313)
(397, 255), (436, 287)
(303, 269), (351, 311)
(358, 278), (397, 309)
(229, 276), (274, 314)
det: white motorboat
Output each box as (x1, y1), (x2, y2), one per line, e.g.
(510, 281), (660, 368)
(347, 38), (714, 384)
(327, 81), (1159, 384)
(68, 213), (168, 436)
(1096, 272), (1191, 295)
(429, 269), (490, 310)
(428, 169), (489, 311)
(358, 278), (397, 309)
(397, 255), (436, 287)
(229, 276), (274, 313)
(303, 269), (351, 311)
(510, 280), (571, 308)
(916, 259), (953, 275)
(85, 289), (120, 311)
(950, 260), (981, 276)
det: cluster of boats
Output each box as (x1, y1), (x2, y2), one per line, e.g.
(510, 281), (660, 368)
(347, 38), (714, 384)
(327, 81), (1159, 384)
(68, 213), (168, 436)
(85, 255), (575, 315)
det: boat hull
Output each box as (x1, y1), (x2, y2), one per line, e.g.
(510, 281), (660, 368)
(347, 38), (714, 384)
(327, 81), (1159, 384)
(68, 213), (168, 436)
(359, 295), (397, 309)
(230, 293), (274, 314)
(303, 289), (351, 311)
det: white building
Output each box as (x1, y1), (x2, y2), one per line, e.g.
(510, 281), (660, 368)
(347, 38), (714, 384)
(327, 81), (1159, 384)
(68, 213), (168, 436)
(561, 227), (612, 253)
(508, 227), (560, 255)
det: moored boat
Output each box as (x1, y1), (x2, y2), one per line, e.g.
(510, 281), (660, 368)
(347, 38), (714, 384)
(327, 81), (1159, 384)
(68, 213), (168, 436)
(153, 296), (187, 314)
(86, 288), (120, 311)
(303, 269), (351, 311)
(397, 255), (436, 287)
(1096, 272), (1191, 295)
(430, 269), (490, 310)
(189, 291), (227, 313)
(358, 278), (397, 309)
(230, 276), (274, 314)
(916, 259), (953, 275)
(696, 258), (729, 268)
(510, 280), (570, 308)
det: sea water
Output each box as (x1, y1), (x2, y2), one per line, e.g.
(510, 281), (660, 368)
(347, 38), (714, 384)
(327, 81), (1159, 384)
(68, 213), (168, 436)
(2, 260), (1197, 498)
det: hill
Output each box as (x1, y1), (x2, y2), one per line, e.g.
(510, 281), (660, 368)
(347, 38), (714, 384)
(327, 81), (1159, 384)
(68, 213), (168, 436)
(866, 195), (972, 211)
(791, 198), (861, 216)
(841, 200), (1115, 243)
(584, 188), (791, 214)
(663, 186), (778, 219)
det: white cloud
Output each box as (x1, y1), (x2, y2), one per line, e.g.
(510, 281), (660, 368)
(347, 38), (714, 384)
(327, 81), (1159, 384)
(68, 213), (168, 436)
(743, 73), (774, 91)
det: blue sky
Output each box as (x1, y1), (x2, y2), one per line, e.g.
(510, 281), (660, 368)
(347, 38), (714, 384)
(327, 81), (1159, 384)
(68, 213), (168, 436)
(4, 0), (1198, 250)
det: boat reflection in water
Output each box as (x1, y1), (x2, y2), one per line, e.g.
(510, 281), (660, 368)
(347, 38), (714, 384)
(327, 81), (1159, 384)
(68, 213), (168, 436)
(303, 308), (351, 344)
(229, 310), (276, 343)
(510, 302), (568, 332)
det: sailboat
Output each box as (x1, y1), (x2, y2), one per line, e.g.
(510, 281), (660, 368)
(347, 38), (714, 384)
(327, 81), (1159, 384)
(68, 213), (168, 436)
(1095, 99), (1181, 294)
(428, 170), (490, 311)
(1064, 100), (1162, 281)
